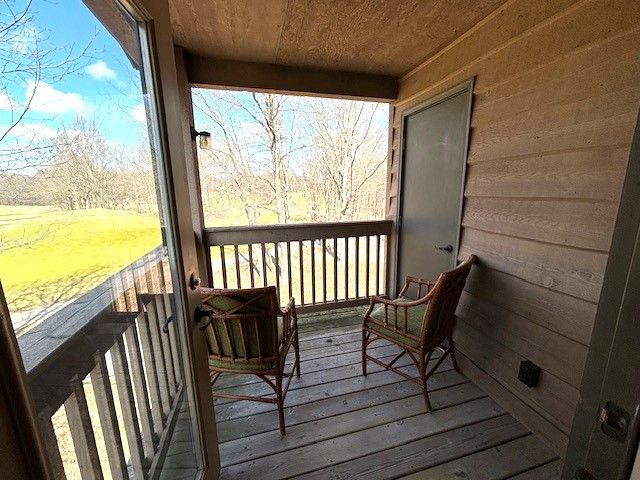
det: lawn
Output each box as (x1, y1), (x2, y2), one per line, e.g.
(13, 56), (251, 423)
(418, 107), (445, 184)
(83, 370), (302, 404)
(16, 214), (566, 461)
(0, 205), (162, 316)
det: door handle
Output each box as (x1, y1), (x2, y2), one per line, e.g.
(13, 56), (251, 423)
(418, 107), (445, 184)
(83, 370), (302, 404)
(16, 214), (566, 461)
(435, 244), (453, 252)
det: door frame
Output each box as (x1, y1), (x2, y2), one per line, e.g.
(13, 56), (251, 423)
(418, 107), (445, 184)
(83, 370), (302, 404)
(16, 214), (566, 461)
(390, 78), (475, 296)
(0, 284), (51, 479)
(562, 109), (640, 478)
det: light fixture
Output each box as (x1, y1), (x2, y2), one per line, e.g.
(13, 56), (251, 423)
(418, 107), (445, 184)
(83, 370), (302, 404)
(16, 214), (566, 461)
(191, 127), (211, 150)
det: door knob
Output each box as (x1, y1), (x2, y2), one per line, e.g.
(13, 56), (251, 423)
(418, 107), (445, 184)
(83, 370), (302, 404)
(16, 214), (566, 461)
(435, 244), (453, 252)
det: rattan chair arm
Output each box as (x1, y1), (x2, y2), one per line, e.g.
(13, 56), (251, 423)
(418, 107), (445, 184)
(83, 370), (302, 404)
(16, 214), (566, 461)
(280, 297), (296, 316)
(369, 293), (432, 308)
(278, 297), (297, 351)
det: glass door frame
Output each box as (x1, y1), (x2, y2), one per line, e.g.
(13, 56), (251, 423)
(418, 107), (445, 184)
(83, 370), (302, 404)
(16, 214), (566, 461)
(119, 0), (221, 477)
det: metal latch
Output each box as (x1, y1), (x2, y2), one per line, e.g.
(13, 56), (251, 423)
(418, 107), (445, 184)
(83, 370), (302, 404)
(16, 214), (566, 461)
(598, 401), (630, 442)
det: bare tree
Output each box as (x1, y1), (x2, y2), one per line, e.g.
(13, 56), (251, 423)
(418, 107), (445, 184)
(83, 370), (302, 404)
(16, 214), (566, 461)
(0, 0), (92, 174)
(193, 90), (304, 225)
(302, 99), (387, 221)
(45, 118), (117, 210)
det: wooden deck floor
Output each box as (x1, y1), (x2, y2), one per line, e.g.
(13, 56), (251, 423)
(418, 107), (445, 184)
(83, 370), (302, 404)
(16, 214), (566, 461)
(214, 308), (562, 479)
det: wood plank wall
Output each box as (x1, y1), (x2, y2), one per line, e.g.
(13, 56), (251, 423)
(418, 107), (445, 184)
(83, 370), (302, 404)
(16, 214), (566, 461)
(388, 0), (640, 455)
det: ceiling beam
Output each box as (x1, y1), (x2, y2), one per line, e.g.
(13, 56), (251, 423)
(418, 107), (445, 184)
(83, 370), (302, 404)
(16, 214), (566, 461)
(185, 55), (398, 101)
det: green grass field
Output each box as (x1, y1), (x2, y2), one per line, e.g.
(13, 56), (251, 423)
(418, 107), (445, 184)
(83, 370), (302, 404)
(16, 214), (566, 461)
(0, 205), (161, 313)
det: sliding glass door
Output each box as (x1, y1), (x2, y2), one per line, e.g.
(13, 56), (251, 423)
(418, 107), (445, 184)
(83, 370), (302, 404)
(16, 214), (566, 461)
(0, 0), (218, 478)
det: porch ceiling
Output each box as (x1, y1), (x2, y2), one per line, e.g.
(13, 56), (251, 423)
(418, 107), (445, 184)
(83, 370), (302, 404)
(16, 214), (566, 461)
(168, 0), (505, 78)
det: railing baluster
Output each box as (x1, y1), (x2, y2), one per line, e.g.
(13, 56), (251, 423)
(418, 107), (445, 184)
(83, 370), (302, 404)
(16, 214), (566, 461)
(90, 354), (128, 480)
(137, 309), (165, 435)
(366, 236), (371, 296)
(38, 413), (67, 479)
(311, 240), (316, 304)
(286, 242), (293, 301)
(355, 236), (360, 298)
(203, 221), (393, 309)
(261, 243), (268, 287)
(124, 322), (156, 459)
(64, 378), (103, 480)
(376, 234), (381, 296)
(333, 237), (338, 301)
(344, 237), (349, 300)
(111, 338), (147, 479)
(234, 245), (241, 288)
(248, 244), (255, 287)
(220, 245), (228, 288)
(147, 300), (171, 417)
(299, 241), (305, 305)
(274, 243), (280, 302)
(322, 238), (327, 304)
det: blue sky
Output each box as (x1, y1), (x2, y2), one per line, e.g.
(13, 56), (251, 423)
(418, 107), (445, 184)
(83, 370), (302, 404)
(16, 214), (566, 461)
(0, 0), (147, 154)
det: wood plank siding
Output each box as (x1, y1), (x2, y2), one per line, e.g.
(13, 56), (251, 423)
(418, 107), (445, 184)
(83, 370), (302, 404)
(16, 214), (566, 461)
(387, 0), (640, 455)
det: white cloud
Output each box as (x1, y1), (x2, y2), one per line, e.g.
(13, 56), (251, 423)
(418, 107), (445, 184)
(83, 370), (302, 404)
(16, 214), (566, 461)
(25, 81), (85, 115)
(131, 103), (147, 123)
(85, 60), (117, 80)
(0, 91), (13, 110)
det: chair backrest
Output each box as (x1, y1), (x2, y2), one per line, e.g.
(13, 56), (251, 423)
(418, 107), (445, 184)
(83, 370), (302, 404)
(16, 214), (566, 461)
(199, 286), (280, 364)
(422, 255), (476, 350)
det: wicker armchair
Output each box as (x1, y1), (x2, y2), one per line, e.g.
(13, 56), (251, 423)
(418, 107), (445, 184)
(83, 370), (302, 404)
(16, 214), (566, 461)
(361, 255), (476, 411)
(196, 286), (300, 434)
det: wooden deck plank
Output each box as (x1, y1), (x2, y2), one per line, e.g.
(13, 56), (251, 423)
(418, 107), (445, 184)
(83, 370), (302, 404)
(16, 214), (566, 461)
(296, 414), (529, 480)
(217, 369), (462, 443)
(215, 342), (401, 390)
(215, 347), (415, 403)
(398, 435), (558, 480)
(214, 356), (453, 420)
(220, 396), (505, 479)
(220, 382), (482, 467)
(508, 459), (563, 479)
(211, 312), (559, 480)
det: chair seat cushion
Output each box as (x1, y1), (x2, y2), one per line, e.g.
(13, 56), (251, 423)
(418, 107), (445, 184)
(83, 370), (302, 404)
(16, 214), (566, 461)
(367, 302), (426, 348)
(208, 356), (275, 371)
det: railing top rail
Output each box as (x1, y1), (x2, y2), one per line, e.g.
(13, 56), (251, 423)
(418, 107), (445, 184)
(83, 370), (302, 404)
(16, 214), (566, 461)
(204, 219), (393, 245)
(18, 245), (166, 375)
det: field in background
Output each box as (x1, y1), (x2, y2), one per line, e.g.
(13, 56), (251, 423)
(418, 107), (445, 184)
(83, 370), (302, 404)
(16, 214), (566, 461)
(0, 205), (161, 323)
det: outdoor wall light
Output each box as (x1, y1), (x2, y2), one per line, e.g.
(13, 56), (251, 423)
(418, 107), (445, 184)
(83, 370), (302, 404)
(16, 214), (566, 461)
(191, 127), (211, 150)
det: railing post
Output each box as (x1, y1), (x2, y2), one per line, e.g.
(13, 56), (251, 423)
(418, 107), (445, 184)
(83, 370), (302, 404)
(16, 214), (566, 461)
(111, 338), (147, 479)
(90, 354), (128, 480)
(64, 377), (103, 480)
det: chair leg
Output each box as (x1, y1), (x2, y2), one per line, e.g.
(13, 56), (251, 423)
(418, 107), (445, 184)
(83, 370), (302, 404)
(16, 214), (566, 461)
(294, 328), (301, 378)
(361, 329), (368, 376)
(419, 357), (432, 412)
(448, 334), (459, 372)
(276, 370), (286, 435)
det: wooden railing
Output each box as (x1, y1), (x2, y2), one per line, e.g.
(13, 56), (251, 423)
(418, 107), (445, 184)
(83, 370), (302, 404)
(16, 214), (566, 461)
(203, 220), (393, 312)
(19, 247), (184, 480)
